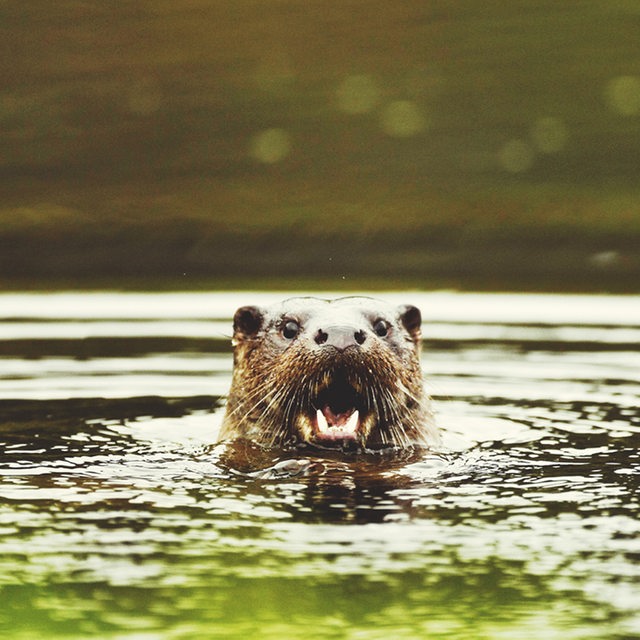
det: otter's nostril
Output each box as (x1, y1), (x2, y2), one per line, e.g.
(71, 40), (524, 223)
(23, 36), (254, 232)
(315, 329), (328, 345)
(354, 330), (366, 345)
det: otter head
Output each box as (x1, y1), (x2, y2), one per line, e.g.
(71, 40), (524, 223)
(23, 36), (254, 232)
(219, 297), (437, 452)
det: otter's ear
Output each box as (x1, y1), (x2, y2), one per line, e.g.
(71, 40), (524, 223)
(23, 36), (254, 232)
(398, 305), (422, 341)
(233, 306), (264, 340)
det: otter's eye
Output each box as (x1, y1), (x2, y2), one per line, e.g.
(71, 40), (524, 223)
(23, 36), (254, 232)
(282, 320), (300, 340)
(373, 319), (389, 337)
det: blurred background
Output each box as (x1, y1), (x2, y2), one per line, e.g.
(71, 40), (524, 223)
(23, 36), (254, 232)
(1, 1), (639, 291)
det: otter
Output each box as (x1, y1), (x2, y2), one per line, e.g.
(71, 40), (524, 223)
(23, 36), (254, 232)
(218, 297), (438, 452)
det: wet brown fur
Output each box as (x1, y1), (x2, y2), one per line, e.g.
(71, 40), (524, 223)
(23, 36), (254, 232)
(219, 297), (438, 451)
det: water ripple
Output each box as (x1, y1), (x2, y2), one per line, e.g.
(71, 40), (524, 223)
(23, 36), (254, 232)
(0, 292), (639, 638)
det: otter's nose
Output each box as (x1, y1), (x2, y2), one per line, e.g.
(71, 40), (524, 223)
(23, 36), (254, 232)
(314, 325), (366, 351)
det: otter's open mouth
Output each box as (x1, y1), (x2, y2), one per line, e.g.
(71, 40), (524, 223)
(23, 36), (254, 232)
(315, 407), (360, 440)
(311, 373), (366, 444)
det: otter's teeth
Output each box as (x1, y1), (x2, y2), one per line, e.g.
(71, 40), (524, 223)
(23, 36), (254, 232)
(345, 409), (359, 433)
(315, 408), (360, 437)
(316, 409), (329, 432)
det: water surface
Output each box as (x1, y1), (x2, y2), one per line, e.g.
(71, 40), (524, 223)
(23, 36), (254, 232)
(1, 292), (639, 639)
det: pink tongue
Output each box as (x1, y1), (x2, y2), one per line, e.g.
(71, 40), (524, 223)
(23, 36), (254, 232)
(323, 406), (352, 427)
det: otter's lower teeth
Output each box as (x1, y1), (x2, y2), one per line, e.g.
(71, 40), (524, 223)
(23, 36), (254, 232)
(315, 408), (360, 435)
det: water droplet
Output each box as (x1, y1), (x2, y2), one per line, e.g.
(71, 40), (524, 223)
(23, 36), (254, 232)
(336, 74), (381, 114)
(250, 128), (292, 164)
(380, 100), (428, 138)
(498, 139), (535, 173)
(605, 75), (640, 116)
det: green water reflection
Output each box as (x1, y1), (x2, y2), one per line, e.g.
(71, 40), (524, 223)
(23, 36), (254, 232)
(1, 418), (639, 640)
(0, 572), (612, 639)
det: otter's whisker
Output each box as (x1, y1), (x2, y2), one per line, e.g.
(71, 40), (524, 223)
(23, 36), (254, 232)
(227, 383), (280, 425)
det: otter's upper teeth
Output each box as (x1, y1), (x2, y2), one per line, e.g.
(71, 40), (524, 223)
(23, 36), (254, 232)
(316, 408), (329, 432)
(345, 409), (359, 433)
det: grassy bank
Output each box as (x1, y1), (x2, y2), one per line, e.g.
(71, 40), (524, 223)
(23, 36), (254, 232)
(1, 174), (638, 291)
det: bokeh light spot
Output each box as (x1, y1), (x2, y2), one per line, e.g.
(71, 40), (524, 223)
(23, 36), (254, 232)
(531, 116), (568, 154)
(589, 250), (621, 269)
(250, 128), (292, 164)
(498, 139), (535, 173)
(380, 100), (428, 137)
(605, 75), (640, 116)
(335, 74), (380, 114)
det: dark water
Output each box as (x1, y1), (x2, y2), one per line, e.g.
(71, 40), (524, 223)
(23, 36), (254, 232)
(1, 292), (639, 639)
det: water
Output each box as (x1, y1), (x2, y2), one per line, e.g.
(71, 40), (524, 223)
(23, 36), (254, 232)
(1, 291), (639, 639)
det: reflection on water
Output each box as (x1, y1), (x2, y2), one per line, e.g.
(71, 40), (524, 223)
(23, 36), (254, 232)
(0, 292), (639, 639)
